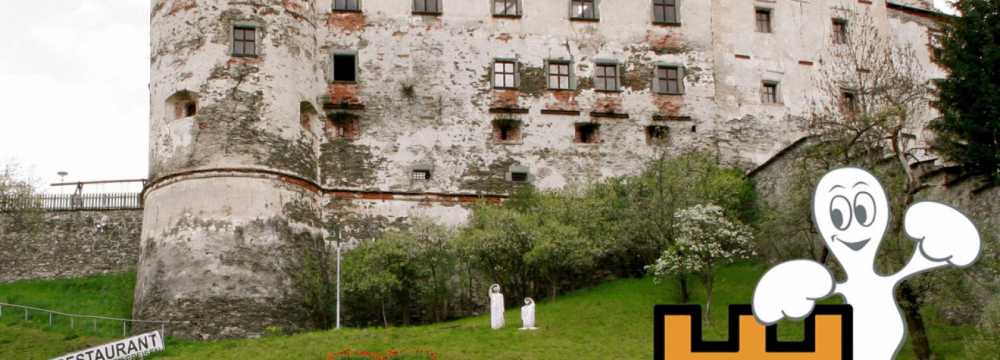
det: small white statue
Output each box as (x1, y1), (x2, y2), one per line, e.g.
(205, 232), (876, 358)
(489, 284), (504, 330)
(520, 297), (537, 330)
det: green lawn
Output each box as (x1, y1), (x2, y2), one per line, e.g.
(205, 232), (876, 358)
(0, 265), (978, 359)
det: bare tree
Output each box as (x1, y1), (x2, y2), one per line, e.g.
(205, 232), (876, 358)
(806, 7), (939, 360)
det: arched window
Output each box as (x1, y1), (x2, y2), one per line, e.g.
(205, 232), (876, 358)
(165, 90), (199, 120)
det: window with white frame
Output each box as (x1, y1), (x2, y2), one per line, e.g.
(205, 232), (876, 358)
(594, 62), (619, 91)
(494, 60), (518, 89)
(493, 0), (520, 16)
(653, 0), (678, 24)
(571, 0), (598, 20)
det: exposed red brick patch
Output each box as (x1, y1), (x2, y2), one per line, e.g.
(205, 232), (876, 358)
(654, 96), (684, 117)
(226, 57), (263, 66)
(543, 90), (579, 112)
(594, 96), (622, 114)
(798, 60), (814, 66)
(492, 89), (521, 109)
(167, 0), (196, 16)
(392, 31), (408, 37)
(328, 84), (363, 106)
(645, 31), (686, 54)
(735, 54), (751, 60)
(281, 0), (306, 13)
(328, 12), (366, 33)
(497, 33), (512, 42)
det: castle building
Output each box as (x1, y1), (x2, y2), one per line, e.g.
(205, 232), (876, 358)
(136, 0), (946, 339)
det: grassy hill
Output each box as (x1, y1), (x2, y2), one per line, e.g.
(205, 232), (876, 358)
(0, 264), (976, 359)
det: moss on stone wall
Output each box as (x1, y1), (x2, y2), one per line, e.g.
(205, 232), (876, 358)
(319, 140), (385, 188)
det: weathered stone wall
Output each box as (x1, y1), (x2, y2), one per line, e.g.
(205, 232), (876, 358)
(0, 210), (142, 283)
(139, 0), (948, 339)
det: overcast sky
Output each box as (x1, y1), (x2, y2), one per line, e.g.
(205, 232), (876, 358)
(0, 1), (957, 193)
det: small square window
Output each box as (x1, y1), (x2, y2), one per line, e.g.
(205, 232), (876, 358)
(232, 26), (257, 57)
(646, 126), (669, 145)
(832, 19), (848, 44)
(493, 0), (520, 16)
(571, 0), (598, 20)
(333, 53), (357, 82)
(411, 169), (431, 181)
(414, 0), (442, 14)
(761, 81), (780, 104)
(548, 61), (572, 90)
(841, 90), (857, 113)
(333, 0), (361, 11)
(594, 63), (619, 92)
(494, 60), (518, 89)
(755, 9), (772, 33)
(493, 119), (522, 143)
(510, 171), (529, 182)
(655, 66), (684, 94)
(653, 0), (678, 24)
(329, 114), (361, 140)
(575, 123), (600, 144)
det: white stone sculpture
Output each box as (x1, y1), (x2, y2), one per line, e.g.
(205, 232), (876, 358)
(489, 284), (504, 330)
(520, 297), (537, 330)
(752, 167), (981, 360)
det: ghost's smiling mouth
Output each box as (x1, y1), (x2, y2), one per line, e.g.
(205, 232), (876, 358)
(833, 235), (871, 251)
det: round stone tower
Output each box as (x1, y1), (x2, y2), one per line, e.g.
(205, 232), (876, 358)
(135, 0), (327, 339)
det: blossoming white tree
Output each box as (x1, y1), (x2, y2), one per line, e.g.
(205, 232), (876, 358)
(647, 204), (755, 318)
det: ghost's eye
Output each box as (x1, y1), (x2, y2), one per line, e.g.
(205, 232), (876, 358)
(854, 192), (877, 227)
(829, 195), (852, 230)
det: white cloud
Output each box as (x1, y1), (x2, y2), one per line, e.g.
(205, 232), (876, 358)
(0, 1), (149, 193)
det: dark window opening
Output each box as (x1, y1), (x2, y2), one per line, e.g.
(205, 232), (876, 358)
(656, 66), (683, 94)
(832, 19), (848, 44)
(333, 54), (357, 82)
(653, 0), (678, 24)
(841, 90), (857, 113)
(329, 114), (361, 141)
(411, 169), (431, 181)
(184, 102), (197, 117)
(333, 0), (360, 11)
(510, 171), (529, 182)
(494, 60), (517, 89)
(494, 0), (520, 16)
(548, 62), (571, 90)
(594, 63), (619, 91)
(575, 123), (600, 144)
(414, 0), (441, 14)
(646, 126), (669, 145)
(571, 0), (598, 20)
(755, 9), (772, 33)
(761, 82), (779, 104)
(493, 119), (522, 143)
(232, 26), (257, 57)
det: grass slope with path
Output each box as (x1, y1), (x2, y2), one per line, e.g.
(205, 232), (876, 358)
(0, 264), (975, 359)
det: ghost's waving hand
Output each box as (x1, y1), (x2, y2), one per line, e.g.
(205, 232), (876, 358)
(752, 260), (835, 325)
(891, 202), (981, 283)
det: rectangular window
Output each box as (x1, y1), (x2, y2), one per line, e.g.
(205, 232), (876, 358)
(493, 0), (520, 16)
(494, 60), (517, 89)
(548, 61), (572, 90)
(510, 171), (529, 182)
(332, 53), (357, 82)
(411, 169), (431, 181)
(646, 125), (669, 145)
(414, 0), (441, 14)
(333, 0), (360, 11)
(594, 63), (619, 92)
(761, 81), (780, 104)
(571, 0), (598, 20)
(655, 66), (683, 94)
(841, 90), (857, 113)
(493, 119), (522, 143)
(575, 123), (600, 144)
(232, 26), (257, 57)
(755, 9), (772, 33)
(653, 0), (678, 24)
(832, 19), (848, 44)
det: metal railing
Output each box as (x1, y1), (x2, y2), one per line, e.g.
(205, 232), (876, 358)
(0, 192), (142, 212)
(0, 302), (184, 338)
